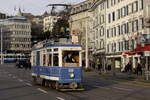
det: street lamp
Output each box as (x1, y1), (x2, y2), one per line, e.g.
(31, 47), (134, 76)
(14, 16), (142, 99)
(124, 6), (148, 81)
(85, 17), (89, 69)
(0, 26), (3, 64)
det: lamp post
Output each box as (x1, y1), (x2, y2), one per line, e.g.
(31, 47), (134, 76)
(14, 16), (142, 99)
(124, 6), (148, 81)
(85, 19), (89, 69)
(1, 27), (3, 64)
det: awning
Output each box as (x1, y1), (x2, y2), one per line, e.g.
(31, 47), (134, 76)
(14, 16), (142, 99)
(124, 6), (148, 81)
(123, 44), (150, 57)
(134, 44), (150, 52)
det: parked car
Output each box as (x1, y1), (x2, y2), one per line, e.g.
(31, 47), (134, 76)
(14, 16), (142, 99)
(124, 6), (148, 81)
(16, 60), (27, 68)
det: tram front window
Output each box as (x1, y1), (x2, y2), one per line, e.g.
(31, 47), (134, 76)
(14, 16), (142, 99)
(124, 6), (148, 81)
(63, 51), (79, 67)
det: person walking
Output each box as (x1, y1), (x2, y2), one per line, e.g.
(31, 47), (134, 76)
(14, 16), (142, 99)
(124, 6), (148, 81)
(136, 63), (142, 75)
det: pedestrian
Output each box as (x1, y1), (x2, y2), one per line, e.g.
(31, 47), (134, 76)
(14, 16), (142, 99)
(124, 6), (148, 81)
(25, 60), (28, 70)
(63, 53), (75, 63)
(136, 63), (142, 75)
(26, 59), (31, 70)
(107, 65), (111, 71)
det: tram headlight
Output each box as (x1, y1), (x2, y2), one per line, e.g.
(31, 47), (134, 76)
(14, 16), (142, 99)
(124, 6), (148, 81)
(70, 73), (75, 78)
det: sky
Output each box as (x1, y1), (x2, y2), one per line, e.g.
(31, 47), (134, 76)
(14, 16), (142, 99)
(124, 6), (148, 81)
(0, 0), (85, 15)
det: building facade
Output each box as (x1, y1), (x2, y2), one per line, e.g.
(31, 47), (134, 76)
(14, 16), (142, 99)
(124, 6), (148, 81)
(0, 12), (6, 19)
(3, 16), (32, 54)
(43, 15), (60, 32)
(70, 0), (95, 50)
(89, 0), (106, 68)
(0, 20), (11, 53)
(106, 0), (150, 69)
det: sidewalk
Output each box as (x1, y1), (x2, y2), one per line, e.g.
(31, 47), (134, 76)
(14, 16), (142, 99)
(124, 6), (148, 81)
(84, 70), (150, 87)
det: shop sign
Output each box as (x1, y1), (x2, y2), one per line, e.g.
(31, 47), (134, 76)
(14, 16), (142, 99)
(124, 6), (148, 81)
(144, 51), (150, 56)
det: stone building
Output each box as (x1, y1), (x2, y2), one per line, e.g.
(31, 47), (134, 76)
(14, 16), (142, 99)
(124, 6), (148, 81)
(43, 15), (60, 32)
(0, 12), (6, 19)
(89, 0), (106, 68)
(2, 16), (32, 54)
(70, 0), (95, 50)
(105, 0), (150, 69)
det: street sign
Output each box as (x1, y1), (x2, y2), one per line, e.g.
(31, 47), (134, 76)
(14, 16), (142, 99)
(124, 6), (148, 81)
(72, 35), (78, 43)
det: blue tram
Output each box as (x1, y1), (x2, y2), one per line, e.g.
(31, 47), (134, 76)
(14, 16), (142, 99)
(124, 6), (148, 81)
(31, 43), (84, 91)
(0, 53), (28, 63)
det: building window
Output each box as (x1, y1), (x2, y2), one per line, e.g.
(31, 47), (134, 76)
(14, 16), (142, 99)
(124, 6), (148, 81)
(107, 44), (109, 53)
(139, 18), (144, 29)
(107, 0), (109, 8)
(123, 6), (126, 16)
(135, 1), (138, 12)
(111, 28), (113, 37)
(126, 22), (129, 33)
(112, 12), (115, 21)
(108, 14), (111, 23)
(128, 4), (132, 14)
(111, 0), (113, 6)
(107, 29), (109, 38)
(132, 21), (134, 32)
(121, 24), (124, 34)
(117, 9), (120, 19)
(117, 25), (121, 35)
(114, 27), (116, 36)
(118, 42), (121, 51)
(121, 41), (124, 51)
(139, 0), (143, 10)
(126, 5), (129, 16)
(121, 8), (123, 18)
(135, 20), (139, 32)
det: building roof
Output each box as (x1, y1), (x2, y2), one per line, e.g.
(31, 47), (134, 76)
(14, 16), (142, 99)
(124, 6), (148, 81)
(7, 16), (29, 22)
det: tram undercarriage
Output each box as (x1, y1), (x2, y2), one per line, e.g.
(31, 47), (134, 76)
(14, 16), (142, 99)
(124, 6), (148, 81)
(32, 76), (84, 91)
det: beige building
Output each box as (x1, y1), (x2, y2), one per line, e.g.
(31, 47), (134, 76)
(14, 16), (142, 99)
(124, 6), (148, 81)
(70, 0), (95, 50)
(43, 15), (60, 32)
(105, 0), (150, 69)
(88, 0), (106, 68)
(4, 16), (31, 54)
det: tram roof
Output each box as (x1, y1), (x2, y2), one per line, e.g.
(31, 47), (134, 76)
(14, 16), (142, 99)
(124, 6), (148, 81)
(33, 44), (81, 50)
(46, 44), (81, 48)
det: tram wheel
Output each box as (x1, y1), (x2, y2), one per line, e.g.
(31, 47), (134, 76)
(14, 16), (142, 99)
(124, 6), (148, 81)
(45, 80), (49, 87)
(51, 82), (56, 89)
(55, 82), (59, 90)
(42, 79), (45, 86)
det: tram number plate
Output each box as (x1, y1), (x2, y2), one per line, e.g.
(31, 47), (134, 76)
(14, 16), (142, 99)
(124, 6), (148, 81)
(68, 69), (74, 72)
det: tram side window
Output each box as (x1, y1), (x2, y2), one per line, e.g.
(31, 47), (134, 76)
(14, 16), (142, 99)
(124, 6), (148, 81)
(43, 54), (46, 66)
(33, 56), (36, 66)
(63, 51), (79, 67)
(47, 54), (52, 66)
(53, 54), (58, 66)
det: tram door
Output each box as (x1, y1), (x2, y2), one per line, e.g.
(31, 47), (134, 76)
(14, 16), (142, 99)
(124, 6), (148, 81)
(36, 51), (40, 66)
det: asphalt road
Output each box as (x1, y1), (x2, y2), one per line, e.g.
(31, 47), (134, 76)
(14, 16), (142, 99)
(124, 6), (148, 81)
(0, 64), (150, 100)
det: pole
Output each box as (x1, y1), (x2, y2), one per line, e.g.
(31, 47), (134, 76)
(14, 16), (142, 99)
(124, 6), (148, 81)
(1, 27), (3, 64)
(85, 18), (89, 69)
(146, 56), (149, 80)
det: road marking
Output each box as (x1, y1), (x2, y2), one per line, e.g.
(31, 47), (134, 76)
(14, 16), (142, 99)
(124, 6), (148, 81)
(37, 88), (48, 94)
(8, 74), (12, 76)
(56, 97), (65, 100)
(18, 79), (23, 82)
(112, 86), (133, 91)
(25, 83), (32, 86)
(95, 86), (110, 90)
